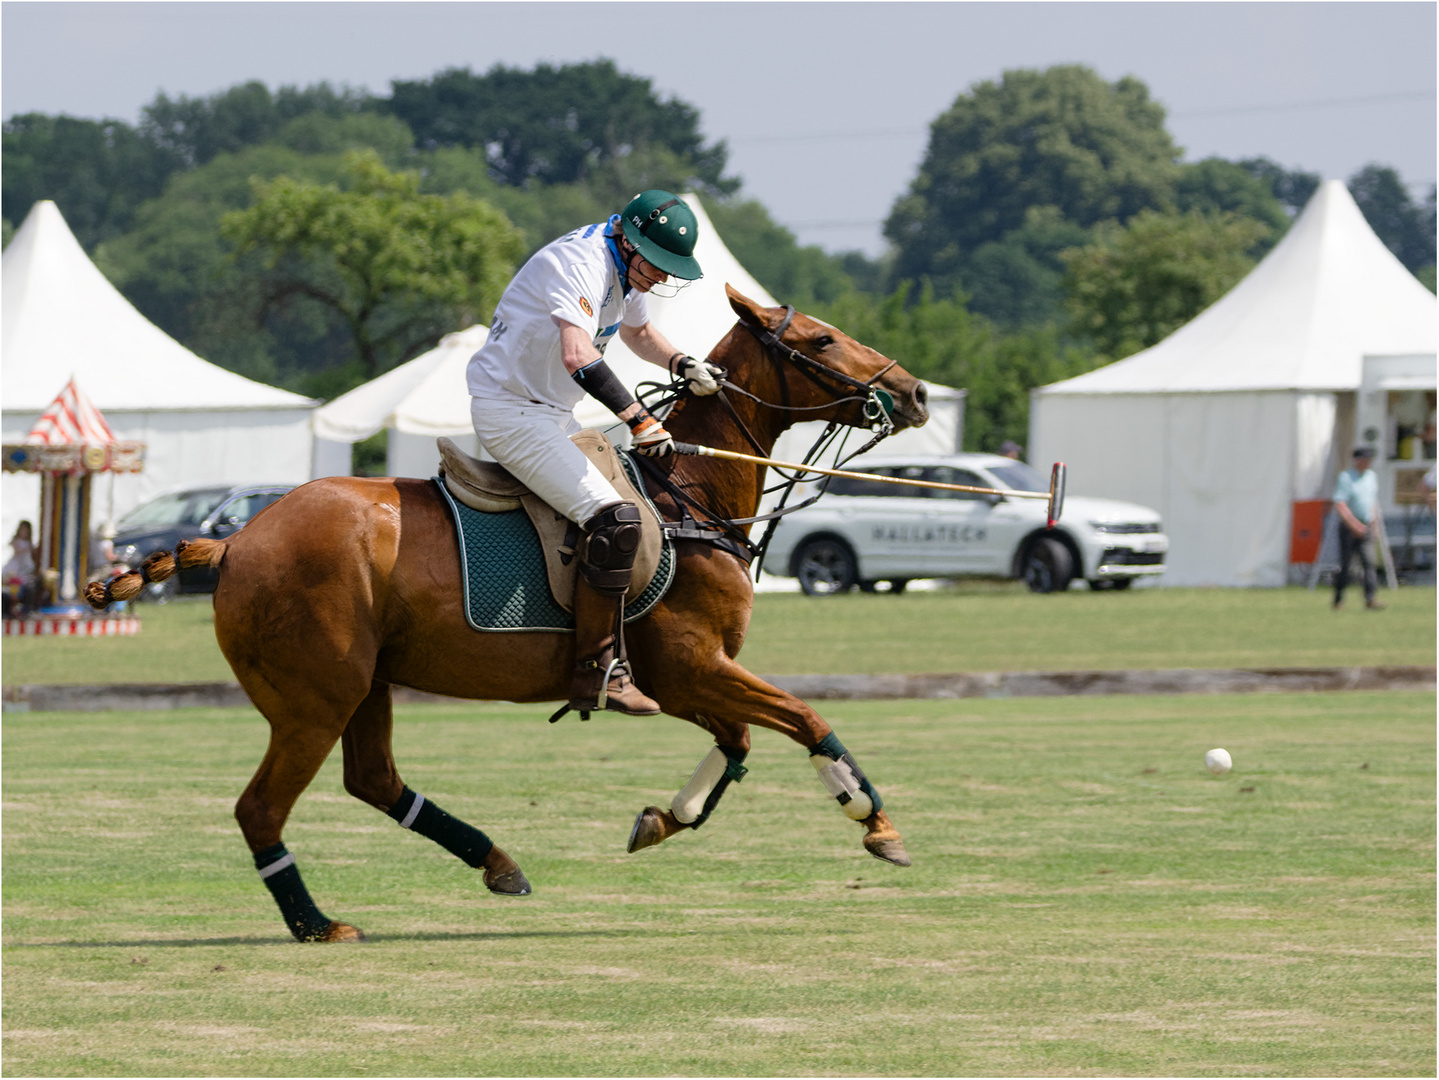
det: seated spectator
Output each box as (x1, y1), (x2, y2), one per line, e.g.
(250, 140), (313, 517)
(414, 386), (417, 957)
(3, 521), (38, 617)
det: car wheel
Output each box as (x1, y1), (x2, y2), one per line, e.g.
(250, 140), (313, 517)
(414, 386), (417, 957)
(796, 539), (858, 596)
(1023, 537), (1074, 594)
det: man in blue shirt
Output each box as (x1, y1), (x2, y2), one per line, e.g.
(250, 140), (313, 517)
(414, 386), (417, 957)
(1332, 447), (1384, 610)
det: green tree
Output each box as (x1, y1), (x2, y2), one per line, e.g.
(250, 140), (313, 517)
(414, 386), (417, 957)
(703, 197), (857, 306)
(2, 113), (182, 248)
(418, 142), (734, 259)
(95, 143), (362, 389)
(1061, 209), (1271, 360)
(270, 111), (415, 161)
(221, 150), (523, 380)
(385, 61), (736, 196)
(959, 206), (1095, 328)
(1176, 157), (1289, 243)
(1348, 164), (1436, 276)
(418, 145), (608, 254)
(95, 111), (423, 392)
(884, 65), (1181, 303)
(809, 284), (1096, 453)
(139, 80), (379, 168)
(1238, 157), (1321, 217)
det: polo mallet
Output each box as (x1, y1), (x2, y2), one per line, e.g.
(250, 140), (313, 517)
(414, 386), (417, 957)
(672, 443), (1068, 526)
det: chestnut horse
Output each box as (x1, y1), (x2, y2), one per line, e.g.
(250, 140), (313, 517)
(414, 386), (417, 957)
(93, 286), (929, 942)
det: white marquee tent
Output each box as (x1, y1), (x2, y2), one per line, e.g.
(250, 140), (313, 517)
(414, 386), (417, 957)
(312, 323), (492, 479)
(312, 195), (963, 480)
(1029, 180), (1437, 586)
(2, 201), (317, 545)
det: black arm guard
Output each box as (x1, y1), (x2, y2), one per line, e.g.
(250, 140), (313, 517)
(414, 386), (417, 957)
(572, 359), (637, 416)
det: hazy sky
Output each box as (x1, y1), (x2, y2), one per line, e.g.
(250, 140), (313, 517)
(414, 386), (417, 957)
(3, 1), (1434, 255)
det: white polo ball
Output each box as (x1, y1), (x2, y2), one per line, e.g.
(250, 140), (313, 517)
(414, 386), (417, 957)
(1205, 748), (1232, 775)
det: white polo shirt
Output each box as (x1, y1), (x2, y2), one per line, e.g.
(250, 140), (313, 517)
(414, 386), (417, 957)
(467, 216), (650, 410)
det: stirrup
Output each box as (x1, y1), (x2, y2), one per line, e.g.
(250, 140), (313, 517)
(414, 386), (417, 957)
(549, 656), (630, 724)
(594, 656), (630, 711)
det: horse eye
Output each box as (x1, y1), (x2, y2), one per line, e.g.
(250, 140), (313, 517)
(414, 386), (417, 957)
(813, 336), (834, 350)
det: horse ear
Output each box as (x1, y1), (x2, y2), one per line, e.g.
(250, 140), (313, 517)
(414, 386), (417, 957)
(725, 284), (783, 329)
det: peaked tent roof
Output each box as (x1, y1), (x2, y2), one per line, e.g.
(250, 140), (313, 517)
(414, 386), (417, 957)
(314, 324), (490, 441)
(2, 200), (314, 413)
(1038, 180), (1437, 396)
(25, 378), (115, 445)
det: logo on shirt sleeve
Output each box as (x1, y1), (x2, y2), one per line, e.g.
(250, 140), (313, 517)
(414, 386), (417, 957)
(579, 297), (594, 317)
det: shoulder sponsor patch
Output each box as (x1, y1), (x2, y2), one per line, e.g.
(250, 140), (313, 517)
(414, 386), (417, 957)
(579, 296), (594, 317)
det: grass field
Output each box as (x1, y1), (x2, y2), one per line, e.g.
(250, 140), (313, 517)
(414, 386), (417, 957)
(3, 585), (1434, 685)
(3, 693), (1433, 1076)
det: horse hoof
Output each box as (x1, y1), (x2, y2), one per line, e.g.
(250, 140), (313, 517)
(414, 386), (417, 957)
(316, 921), (367, 943)
(485, 867), (532, 896)
(864, 835), (913, 866)
(627, 806), (669, 853)
(862, 810), (913, 867)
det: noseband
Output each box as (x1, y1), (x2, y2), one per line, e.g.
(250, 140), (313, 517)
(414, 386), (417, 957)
(736, 306), (898, 437)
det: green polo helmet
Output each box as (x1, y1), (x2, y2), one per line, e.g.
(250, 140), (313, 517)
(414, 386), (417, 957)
(620, 190), (703, 280)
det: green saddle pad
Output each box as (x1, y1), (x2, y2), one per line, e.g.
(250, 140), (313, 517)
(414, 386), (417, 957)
(433, 452), (675, 633)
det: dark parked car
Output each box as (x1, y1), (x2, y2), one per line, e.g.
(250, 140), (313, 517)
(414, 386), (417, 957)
(109, 484), (295, 597)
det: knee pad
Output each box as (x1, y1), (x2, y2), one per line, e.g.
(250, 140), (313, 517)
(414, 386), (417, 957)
(580, 502), (643, 594)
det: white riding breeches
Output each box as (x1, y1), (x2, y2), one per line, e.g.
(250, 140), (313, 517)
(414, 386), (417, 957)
(470, 398), (620, 525)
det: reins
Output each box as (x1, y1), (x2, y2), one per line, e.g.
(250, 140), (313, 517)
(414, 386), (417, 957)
(633, 306), (903, 573)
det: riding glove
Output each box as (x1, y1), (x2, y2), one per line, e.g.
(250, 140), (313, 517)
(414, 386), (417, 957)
(628, 408), (675, 457)
(671, 354), (725, 397)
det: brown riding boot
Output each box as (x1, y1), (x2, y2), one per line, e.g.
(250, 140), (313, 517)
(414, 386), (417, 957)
(568, 502), (660, 718)
(569, 575), (660, 716)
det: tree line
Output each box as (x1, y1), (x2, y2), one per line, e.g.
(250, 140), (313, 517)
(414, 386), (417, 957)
(4, 61), (1434, 454)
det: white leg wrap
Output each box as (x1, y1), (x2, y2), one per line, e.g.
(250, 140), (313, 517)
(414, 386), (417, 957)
(672, 746), (731, 824)
(812, 755), (875, 820)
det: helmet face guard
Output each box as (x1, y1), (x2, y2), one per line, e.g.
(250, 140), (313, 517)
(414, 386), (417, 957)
(620, 190), (703, 281)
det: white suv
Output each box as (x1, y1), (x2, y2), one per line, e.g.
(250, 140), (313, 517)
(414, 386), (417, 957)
(763, 453), (1167, 594)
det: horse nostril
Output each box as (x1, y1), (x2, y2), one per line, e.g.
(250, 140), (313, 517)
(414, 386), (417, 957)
(913, 383), (928, 411)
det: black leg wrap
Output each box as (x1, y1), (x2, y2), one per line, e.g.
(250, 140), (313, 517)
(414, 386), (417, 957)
(689, 746), (749, 829)
(387, 786), (495, 868)
(254, 842), (333, 942)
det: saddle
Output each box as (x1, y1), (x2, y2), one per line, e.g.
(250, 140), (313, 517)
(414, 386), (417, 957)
(436, 430), (666, 612)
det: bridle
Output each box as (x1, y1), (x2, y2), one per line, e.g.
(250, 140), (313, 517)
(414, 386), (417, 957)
(632, 306), (904, 572)
(733, 306), (899, 443)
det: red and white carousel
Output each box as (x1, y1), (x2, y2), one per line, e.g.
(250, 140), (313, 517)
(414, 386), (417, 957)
(2, 379), (145, 635)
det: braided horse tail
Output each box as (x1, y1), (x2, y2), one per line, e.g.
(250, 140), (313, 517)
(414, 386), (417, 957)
(84, 538), (226, 609)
